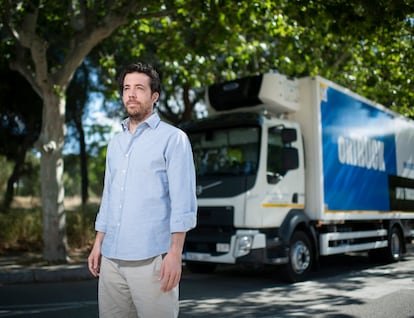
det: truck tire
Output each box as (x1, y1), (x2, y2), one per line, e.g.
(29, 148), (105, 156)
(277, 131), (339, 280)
(282, 230), (313, 283)
(185, 261), (217, 274)
(369, 226), (403, 263)
(385, 226), (403, 262)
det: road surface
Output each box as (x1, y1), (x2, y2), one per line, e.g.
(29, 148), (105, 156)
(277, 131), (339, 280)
(0, 249), (413, 317)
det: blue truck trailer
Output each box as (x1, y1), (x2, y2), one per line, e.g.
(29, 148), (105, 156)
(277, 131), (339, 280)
(181, 73), (414, 282)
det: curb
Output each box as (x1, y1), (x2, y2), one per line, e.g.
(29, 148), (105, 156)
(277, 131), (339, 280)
(0, 264), (94, 285)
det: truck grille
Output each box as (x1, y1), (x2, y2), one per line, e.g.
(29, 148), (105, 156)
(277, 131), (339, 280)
(184, 206), (235, 255)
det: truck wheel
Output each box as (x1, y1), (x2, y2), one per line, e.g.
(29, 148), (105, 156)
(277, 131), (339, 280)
(185, 261), (217, 274)
(369, 226), (403, 263)
(385, 226), (403, 262)
(282, 231), (313, 283)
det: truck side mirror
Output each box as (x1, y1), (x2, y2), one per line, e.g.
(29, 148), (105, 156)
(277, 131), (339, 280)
(281, 128), (297, 144)
(282, 147), (299, 170)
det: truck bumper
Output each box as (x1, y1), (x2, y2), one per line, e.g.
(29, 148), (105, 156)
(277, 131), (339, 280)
(183, 229), (289, 265)
(236, 236), (289, 265)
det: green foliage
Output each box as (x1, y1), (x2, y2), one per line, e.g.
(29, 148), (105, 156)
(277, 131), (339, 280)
(87, 145), (107, 197)
(0, 151), (41, 201)
(64, 154), (82, 197)
(93, 0), (413, 121)
(94, 1), (304, 122)
(66, 202), (99, 249)
(0, 156), (13, 193)
(277, 0), (414, 116)
(15, 151), (41, 196)
(0, 198), (100, 253)
(63, 143), (107, 198)
(0, 207), (43, 252)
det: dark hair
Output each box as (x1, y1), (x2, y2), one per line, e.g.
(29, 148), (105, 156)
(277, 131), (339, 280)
(118, 62), (161, 96)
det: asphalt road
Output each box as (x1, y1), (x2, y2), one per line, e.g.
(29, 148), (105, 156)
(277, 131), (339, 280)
(1, 249), (413, 318)
(179, 253), (414, 317)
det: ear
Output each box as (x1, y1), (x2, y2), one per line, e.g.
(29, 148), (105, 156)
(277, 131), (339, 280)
(152, 92), (160, 105)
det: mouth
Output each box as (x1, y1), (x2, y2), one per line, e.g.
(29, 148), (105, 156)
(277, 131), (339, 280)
(127, 101), (140, 107)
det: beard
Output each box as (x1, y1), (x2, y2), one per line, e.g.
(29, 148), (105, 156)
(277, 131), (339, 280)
(126, 102), (152, 122)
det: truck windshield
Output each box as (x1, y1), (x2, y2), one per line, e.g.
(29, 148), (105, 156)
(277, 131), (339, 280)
(189, 127), (260, 177)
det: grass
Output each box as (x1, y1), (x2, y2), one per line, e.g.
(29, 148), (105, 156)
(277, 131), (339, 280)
(0, 196), (100, 260)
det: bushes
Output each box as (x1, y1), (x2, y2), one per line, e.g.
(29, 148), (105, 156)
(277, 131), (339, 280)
(0, 208), (43, 252)
(0, 197), (99, 255)
(66, 202), (98, 249)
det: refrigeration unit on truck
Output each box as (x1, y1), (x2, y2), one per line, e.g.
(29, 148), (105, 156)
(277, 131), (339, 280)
(181, 73), (414, 282)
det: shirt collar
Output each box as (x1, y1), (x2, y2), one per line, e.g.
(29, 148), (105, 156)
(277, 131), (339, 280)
(121, 112), (160, 132)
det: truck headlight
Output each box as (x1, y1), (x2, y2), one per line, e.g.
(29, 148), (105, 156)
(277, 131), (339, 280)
(234, 235), (253, 258)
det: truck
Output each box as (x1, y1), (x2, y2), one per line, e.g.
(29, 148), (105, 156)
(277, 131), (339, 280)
(180, 73), (414, 282)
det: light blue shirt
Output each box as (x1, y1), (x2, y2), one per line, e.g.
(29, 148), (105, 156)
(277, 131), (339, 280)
(95, 112), (197, 260)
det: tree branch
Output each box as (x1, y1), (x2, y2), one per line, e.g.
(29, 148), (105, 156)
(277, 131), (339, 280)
(55, 1), (177, 87)
(9, 44), (42, 97)
(9, 7), (50, 95)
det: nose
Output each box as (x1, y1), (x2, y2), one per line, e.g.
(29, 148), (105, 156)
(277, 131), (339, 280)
(128, 88), (136, 98)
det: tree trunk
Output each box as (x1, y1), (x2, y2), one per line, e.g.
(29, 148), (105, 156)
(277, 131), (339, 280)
(3, 160), (22, 211)
(182, 84), (193, 121)
(75, 118), (89, 205)
(39, 92), (68, 263)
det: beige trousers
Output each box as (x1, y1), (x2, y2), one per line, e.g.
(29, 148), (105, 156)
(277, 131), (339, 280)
(98, 255), (179, 318)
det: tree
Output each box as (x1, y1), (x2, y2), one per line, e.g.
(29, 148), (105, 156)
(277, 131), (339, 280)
(91, 1), (299, 124)
(278, 0), (414, 116)
(0, 0), (182, 262)
(95, 0), (413, 126)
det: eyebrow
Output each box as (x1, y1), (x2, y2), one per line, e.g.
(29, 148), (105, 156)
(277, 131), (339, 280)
(123, 83), (146, 89)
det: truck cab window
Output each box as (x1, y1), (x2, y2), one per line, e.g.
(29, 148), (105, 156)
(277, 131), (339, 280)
(267, 127), (287, 183)
(189, 127), (260, 177)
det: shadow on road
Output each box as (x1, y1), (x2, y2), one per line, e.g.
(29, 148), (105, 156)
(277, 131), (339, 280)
(179, 250), (414, 318)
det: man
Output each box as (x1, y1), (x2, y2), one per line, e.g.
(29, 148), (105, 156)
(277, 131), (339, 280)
(88, 62), (197, 318)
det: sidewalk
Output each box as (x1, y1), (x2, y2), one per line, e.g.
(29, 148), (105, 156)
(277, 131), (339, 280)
(0, 252), (94, 285)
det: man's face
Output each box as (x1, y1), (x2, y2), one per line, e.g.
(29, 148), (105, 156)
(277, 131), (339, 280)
(122, 72), (159, 122)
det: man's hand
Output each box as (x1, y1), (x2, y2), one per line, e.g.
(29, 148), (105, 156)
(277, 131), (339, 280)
(88, 232), (104, 277)
(159, 250), (182, 292)
(159, 232), (186, 292)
